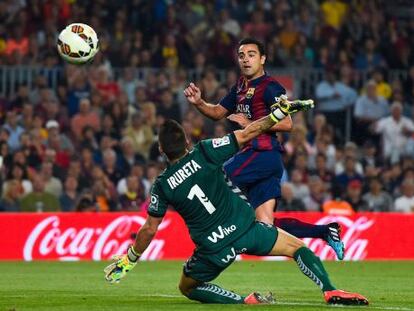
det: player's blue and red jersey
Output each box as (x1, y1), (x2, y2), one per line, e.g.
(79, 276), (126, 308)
(219, 74), (286, 151)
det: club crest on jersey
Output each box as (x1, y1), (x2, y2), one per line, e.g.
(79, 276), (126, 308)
(246, 87), (255, 99)
(212, 136), (230, 148)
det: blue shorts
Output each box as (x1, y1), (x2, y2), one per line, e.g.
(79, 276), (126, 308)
(223, 149), (284, 209)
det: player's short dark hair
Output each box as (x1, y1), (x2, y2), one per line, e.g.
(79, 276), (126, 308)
(159, 119), (187, 161)
(238, 38), (266, 56)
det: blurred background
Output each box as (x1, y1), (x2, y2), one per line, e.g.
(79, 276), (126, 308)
(1, 0), (414, 214)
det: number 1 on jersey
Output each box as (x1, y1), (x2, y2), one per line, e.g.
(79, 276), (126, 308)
(187, 184), (216, 214)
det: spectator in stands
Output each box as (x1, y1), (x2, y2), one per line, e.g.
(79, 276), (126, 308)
(310, 153), (334, 188)
(320, 0), (348, 30)
(290, 168), (310, 200)
(285, 125), (315, 158)
(2, 163), (32, 195)
(243, 10), (270, 42)
(315, 68), (357, 140)
(45, 119), (73, 153)
(75, 189), (97, 212)
(123, 112), (154, 160)
(119, 67), (141, 105)
(5, 24), (28, 57)
(354, 80), (389, 144)
(0, 180), (22, 212)
(101, 148), (124, 185)
(99, 114), (122, 143)
(118, 136), (145, 173)
(303, 175), (331, 211)
(335, 142), (363, 175)
(40, 161), (62, 197)
(118, 176), (146, 211)
(219, 9), (241, 38)
(360, 140), (383, 172)
(91, 165), (117, 210)
(93, 66), (120, 105)
(361, 177), (393, 212)
(372, 68), (392, 100)
(354, 39), (385, 71)
(20, 174), (60, 212)
(374, 101), (414, 163)
(343, 180), (368, 212)
(307, 113), (326, 144)
(334, 156), (364, 192)
(394, 179), (414, 213)
(59, 176), (79, 212)
(66, 67), (91, 117)
(70, 98), (101, 141)
(278, 182), (306, 211)
(157, 88), (182, 123)
(3, 110), (24, 152)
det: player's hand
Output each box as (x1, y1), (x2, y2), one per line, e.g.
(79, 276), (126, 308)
(227, 113), (251, 128)
(104, 246), (139, 284)
(184, 83), (202, 106)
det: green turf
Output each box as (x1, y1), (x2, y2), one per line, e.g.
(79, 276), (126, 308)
(0, 261), (413, 311)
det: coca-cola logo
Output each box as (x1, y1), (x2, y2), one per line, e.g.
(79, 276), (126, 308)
(303, 216), (374, 261)
(23, 216), (171, 261)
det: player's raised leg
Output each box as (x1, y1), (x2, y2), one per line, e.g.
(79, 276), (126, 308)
(268, 228), (368, 305)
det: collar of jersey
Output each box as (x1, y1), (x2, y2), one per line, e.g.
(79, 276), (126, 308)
(247, 73), (268, 87)
(167, 150), (191, 168)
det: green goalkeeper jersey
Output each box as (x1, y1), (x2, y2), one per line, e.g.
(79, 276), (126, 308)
(148, 133), (255, 253)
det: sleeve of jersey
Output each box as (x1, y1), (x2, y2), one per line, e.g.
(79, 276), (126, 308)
(199, 133), (240, 166)
(147, 182), (168, 218)
(218, 85), (237, 112)
(263, 81), (287, 109)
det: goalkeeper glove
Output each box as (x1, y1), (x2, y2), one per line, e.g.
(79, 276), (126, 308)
(270, 95), (314, 122)
(104, 245), (140, 284)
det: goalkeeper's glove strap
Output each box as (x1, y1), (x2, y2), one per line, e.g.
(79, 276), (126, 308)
(270, 108), (288, 123)
(127, 245), (141, 263)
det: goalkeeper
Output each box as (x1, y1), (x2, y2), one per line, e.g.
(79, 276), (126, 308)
(104, 97), (368, 305)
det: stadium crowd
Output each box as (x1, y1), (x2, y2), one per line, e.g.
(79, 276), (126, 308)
(0, 0), (414, 213)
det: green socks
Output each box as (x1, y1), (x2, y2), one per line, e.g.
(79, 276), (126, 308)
(187, 283), (244, 304)
(294, 246), (336, 292)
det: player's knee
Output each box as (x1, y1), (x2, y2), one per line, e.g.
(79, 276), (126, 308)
(178, 282), (192, 297)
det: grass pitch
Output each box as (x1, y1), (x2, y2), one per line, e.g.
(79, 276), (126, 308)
(0, 261), (413, 311)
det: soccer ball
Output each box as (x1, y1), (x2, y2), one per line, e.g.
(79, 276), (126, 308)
(57, 23), (99, 65)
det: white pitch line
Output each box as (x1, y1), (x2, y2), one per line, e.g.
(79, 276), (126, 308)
(5, 293), (412, 311)
(138, 295), (413, 311)
(275, 301), (413, 311)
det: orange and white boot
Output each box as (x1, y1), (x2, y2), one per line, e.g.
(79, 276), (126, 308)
(324, 289), (369, 305)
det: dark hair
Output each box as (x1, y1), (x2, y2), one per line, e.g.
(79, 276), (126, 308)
(159, 119), (187, 160)
(238, 38), (265, 56)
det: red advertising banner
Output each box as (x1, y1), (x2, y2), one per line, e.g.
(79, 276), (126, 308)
(0, 212), (413, 261)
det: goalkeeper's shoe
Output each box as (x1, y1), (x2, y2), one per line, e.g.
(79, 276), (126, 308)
(324, 289), (369, 305)
(244, 292), (275, 305)
(326, 222), (345, 260)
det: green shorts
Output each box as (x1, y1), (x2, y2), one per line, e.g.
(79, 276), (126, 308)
(183, 221), (278, 282)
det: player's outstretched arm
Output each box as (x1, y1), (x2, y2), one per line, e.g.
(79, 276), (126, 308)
(234, 98), (314, 146)
(184, 82), (228, 120)
(104, 215), (163, 283)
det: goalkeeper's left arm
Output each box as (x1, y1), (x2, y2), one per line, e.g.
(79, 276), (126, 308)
(104, 215), (163, 283)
